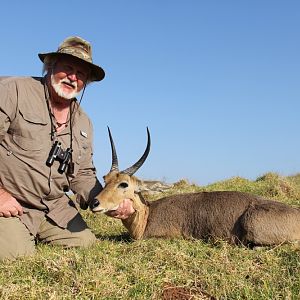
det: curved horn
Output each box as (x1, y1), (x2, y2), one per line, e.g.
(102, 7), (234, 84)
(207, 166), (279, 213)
(107, 127), (119, 172)
(121, 127), (151, 176)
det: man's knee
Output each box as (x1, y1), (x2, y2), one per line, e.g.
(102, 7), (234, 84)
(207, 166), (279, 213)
(38, 214), (96, 248)
(69, 228), (96, 248)
(0, 217), (35, 261)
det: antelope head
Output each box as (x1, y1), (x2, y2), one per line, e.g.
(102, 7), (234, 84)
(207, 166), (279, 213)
(91, 127), (151, 214)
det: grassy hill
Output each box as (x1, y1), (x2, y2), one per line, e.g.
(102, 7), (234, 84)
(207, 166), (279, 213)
(1, 172), (300, 299)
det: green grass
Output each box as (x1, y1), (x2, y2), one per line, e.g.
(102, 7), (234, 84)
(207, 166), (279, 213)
(1, 172), (300, 299)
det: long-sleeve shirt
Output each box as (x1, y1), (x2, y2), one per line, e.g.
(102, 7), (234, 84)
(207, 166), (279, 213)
(0, 76), (102, 235)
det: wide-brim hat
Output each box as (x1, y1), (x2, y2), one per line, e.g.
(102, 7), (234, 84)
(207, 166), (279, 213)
(38, 36), (105, 82)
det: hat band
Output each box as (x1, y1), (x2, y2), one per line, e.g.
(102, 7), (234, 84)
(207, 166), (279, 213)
(57, 47), (93, 63)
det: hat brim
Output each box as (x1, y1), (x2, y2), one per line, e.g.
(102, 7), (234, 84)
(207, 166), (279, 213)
(38, 52), (105, 82)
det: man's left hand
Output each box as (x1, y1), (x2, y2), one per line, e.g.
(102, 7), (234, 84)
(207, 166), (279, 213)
(107, 198), (135, 219)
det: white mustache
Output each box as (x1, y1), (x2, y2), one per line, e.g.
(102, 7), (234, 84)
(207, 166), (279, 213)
(61, 79), (77, 89)
(51, 75), (80, 100)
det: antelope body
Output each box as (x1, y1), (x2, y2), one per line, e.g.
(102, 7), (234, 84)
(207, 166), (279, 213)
(92, 129), (300, 246)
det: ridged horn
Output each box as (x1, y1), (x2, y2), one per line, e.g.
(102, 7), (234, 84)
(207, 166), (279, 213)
(121, 127), (151, 176)
(108, 127), (119, 172)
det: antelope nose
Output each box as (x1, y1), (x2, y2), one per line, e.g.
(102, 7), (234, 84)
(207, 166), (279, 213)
(91, 199), (100, 209)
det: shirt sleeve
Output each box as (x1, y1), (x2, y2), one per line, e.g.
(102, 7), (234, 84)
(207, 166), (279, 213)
(70, 119), (103, 209)
(0, 81), (17, 143)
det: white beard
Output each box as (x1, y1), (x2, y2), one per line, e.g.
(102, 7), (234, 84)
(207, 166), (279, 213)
(51, 74), (80, 100)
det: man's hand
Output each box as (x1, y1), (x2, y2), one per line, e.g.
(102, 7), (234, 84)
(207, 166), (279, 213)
(107, 198), (135, 219)
(0, 188), (23, 217)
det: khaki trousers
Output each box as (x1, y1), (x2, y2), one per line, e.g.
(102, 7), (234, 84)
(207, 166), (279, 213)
(0, 213), (96, 261)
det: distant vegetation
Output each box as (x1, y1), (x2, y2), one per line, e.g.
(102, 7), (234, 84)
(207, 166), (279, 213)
(161, 172), (300, 205)
(1, 172), (300, 299)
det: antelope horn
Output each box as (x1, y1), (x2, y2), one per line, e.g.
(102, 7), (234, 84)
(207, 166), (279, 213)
(107, 127), (119, 172)
(121, 127), (151, 176)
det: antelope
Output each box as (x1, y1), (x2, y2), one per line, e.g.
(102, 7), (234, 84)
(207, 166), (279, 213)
(91, 128), (300, 247)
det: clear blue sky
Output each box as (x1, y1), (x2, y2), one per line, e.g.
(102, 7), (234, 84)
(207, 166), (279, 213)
(1, 1), (300, 185)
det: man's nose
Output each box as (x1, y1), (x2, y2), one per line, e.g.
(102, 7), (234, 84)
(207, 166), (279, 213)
(67, 73), (77, 81)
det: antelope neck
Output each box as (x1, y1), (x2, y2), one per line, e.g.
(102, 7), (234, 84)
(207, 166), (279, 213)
(120, 193), (149, 239)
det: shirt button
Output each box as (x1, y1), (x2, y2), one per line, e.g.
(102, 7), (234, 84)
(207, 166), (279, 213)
(7, 150), (12, 156)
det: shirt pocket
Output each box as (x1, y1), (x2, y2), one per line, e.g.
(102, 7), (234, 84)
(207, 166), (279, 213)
(9, 109), (49, 154)
(71, 135), (90, 176)
(12, 134), (43, 151)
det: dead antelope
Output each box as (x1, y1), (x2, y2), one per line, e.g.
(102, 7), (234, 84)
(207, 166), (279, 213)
(91, 128), (300, 247)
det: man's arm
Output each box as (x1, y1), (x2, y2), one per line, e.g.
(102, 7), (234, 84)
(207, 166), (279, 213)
(70, 117), (134, 218)
(70, 147), (134, 218)
(0, 81), (23, 217)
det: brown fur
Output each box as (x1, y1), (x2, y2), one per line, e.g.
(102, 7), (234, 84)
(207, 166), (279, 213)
(93, 173), (300, 246)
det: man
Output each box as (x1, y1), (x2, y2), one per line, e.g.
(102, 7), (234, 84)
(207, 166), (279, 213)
(0, 36), (134, 260)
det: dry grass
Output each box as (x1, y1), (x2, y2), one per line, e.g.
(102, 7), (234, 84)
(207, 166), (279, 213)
(1, 172), (300, 299)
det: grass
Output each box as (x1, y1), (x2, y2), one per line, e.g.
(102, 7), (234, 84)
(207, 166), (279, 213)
(1, 172), (300, 299)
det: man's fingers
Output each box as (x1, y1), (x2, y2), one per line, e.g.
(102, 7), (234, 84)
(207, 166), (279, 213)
(10, 208), (20, 217)
(15, 204), (23, 216)
(105, 199), (134, 220)
(2, 211), (12, 218)
(0, 208), (23, 218)
(0, 189), (23, 217)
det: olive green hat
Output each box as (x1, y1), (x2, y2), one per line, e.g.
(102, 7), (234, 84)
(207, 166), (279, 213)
(38, 36), (105, 82)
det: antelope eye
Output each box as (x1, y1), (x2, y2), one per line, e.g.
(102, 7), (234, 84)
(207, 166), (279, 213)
(118, 182), (129, 189)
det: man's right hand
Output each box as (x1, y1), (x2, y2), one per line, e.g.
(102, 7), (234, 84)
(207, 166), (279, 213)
(0, 188), (23, 217)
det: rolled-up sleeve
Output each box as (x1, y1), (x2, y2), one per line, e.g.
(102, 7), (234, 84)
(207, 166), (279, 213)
(70, 120), (103, 209)
(0, 81), (17, 143)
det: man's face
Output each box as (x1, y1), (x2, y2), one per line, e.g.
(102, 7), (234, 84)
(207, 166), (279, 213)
(50, 56), (90, 100)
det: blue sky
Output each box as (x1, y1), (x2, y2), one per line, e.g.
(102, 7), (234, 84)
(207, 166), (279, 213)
(1, 1), (300, 185)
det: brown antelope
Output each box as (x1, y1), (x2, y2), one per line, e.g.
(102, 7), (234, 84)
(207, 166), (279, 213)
(91, 128), (300, 247)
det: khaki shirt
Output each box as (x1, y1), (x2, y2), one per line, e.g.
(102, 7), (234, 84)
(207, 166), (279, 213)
(0, 76), (102, 235)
